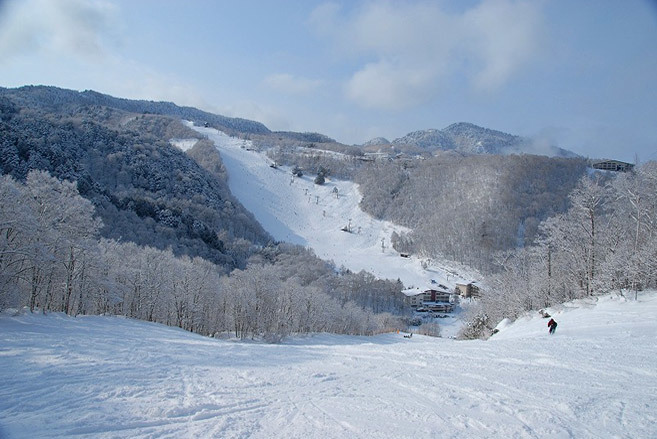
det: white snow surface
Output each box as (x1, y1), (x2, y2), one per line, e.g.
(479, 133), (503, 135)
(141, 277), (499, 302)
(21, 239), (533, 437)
(187, 122), (476, 290)
(1, 292), (656, 438)
(169, 138), (199, 152)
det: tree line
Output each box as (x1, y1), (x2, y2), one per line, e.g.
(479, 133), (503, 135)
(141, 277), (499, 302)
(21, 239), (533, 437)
(0, 171), (406, 340)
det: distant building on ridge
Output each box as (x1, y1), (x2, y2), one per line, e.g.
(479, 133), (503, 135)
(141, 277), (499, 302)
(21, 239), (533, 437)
(591, 159), (634, 173)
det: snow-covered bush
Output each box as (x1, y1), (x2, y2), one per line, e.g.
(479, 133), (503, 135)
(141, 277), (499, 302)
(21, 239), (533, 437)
(458, 312), (491, 340)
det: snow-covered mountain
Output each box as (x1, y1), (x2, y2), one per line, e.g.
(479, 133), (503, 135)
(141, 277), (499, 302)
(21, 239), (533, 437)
(2, 292), (655, 438)
(1, 85), (270, 135)
(392, 128), (457, 151)
(441, 122), (522, 154)
(367, 122), (578, 157)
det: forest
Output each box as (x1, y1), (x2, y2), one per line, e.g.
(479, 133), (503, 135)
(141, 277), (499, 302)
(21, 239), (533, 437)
(355, 154), (590, 272)
(0, 90), (270, 269)
(0, 171), (406, 340)
(462, 162), (657, 338)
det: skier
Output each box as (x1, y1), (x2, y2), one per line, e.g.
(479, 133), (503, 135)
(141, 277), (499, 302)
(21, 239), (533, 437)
(547, 318), (558, 335)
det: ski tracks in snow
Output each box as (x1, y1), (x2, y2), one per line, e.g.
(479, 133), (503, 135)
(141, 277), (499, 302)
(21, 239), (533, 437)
(2, 298), (657, 438)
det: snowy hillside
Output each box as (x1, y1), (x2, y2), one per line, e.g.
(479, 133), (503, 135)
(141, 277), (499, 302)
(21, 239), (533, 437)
(1, 292), (656, 438)
(186, 122), (476, 290)
(388, 122), (578, 157)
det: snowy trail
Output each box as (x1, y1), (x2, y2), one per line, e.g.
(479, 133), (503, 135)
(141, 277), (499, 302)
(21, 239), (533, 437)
(186, 123), (475, 290)
(1, 293), (656, 438)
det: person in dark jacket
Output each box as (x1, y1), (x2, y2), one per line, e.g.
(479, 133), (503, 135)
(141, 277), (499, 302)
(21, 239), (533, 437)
(548, 318), (558, 335)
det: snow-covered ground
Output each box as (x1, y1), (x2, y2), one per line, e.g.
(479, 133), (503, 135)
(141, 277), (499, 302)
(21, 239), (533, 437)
(185, 123), (477, 291)
(169, 138), (199, 152)
(1, 292), (656, 438)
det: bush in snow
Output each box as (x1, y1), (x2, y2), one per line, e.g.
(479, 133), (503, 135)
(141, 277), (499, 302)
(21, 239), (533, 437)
(458, 312), (491, 340)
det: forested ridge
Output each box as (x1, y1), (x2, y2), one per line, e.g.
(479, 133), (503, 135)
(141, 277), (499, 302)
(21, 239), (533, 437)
(356, 154), (589, 272)
(0, 88), (269, 268)
(1, 85), (270, 135)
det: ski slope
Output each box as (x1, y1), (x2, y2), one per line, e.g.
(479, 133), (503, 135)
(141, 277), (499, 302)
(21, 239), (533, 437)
(1, 293), (656, 438)
(186, 123), (476, 290)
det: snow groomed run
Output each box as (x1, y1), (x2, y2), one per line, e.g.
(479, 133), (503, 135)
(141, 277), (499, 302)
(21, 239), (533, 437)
(1, 293), (656, 438)
(188, 122), (476, 291)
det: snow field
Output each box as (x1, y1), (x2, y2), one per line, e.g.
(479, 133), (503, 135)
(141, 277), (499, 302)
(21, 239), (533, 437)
(168, 138), (199, 152)
(1, 292), (656, 438)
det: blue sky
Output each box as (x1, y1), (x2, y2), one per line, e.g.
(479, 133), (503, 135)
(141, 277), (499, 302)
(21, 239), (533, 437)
(0, 0), (655, 162)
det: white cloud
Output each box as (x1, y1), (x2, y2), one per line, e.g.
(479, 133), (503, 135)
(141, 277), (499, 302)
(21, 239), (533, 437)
(345, 60), (438, 109)
(101, 60), (212, 109)
(310, 0), (545, 109)
(217, 100), (291, 132)
(463, 0), (545, 91)
(0, 0), (212, 117)
(263, 73), (323, 95)
(0, 0), (118, 61)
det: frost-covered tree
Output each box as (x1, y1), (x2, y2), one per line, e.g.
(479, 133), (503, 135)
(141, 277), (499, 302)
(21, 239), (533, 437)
(355, 154), (587, 272)
(0, 175), (37, 308)
(24, 171), (102, 313)
(596, 163), (657, 296)
(469, 162), (657, 336)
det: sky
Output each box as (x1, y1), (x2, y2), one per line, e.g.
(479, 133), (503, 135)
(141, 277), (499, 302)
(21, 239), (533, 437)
(0, 0), (656, 162)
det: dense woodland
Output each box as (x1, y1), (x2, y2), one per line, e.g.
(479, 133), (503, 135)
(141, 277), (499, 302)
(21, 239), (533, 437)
(2, 85), (269, 135)
(0, 90), (269, 269)
(356, 154), (590, 272)
(1, 86), (655, 341)
(0, 171), (406, 339)
(461, 163), (657, 338)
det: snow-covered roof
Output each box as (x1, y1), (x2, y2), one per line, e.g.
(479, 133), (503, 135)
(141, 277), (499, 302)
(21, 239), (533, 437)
(401, 287), (424, 297)
(401, 286), (452, 297)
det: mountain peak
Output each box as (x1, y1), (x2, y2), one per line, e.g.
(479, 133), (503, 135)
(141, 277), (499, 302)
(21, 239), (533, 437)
(392, 129), (456, 150)
(388, 122), (575, 157)
(443, 122), (482, 132)
(443, 122), (518, 141)
(363, 137), (391, 146)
